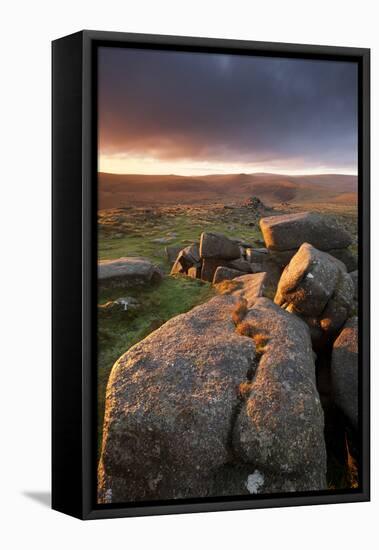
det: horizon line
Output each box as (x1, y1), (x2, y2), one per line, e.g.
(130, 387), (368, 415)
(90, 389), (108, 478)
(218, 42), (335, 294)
(98, 170), (358, 178)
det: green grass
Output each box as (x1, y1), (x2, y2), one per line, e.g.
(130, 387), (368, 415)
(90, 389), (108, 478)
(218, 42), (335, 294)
(97, 275), (215, 447)
(98, 211), (262, 268)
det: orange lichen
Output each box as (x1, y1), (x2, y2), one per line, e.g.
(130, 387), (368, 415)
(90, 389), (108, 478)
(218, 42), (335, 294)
(231, 298), (248, 326)
(238, 382), (253, 400)
(236, 321), (253, 337)
(252, 333), (268, 353)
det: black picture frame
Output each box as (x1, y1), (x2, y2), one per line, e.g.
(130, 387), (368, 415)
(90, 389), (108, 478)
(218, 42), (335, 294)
(52, 30), (370, 520)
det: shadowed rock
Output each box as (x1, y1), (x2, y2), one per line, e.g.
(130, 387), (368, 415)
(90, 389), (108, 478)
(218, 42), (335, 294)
(329, 248), (358, 272)
(165, 245), (182, 265)
(349, 270), (358, 300)
(228, 258), (264, 273)
(98, 257), (163, 287)
(200, 232), (241, 260)
(233, 298), (327, 492)
(331, 317), (358, 428)
(200, 258), (230, 281)
(213, 266), (242, 284)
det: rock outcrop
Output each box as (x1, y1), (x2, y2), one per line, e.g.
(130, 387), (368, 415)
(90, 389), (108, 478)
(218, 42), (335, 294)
(98, 257), (163, 287)
(274, 243), (354, 343)
(331, 317), (358, 428)
(260, 212), (355, 269)
(200, 232), (241, 260)
(170, 232), (275, 284)
(98, 276), (326, 503)
(170, 243), (201, 275)
(233, 298), (327, 492)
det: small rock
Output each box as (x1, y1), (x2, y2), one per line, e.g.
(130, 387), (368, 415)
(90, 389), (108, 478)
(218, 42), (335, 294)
(115, 296), (139, 311)
(170, 243), (201, 275)
(151, 237), (174, 244)
(213, 266), (242, 284)
(98, 257), (163, 287)
(200, 232), (241, 260)
(201, 258), (230, 282)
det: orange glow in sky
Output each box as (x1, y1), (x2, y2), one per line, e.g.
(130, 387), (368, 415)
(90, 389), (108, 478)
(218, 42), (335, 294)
(98, 153), (358, 177)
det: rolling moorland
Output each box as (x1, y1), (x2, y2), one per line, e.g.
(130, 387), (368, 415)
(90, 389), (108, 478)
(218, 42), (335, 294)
(97, 173), (358, 499)
(98, 171), (358, 209)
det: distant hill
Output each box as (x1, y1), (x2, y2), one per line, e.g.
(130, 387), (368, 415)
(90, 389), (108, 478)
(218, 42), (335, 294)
(98, 172), (357, 209)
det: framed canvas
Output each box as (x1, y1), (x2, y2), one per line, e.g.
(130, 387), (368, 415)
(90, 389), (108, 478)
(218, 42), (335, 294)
(52, 30), (370, 520)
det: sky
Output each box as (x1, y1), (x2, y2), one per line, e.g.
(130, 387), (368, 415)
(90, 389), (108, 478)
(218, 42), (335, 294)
(98, 47), (358, 176)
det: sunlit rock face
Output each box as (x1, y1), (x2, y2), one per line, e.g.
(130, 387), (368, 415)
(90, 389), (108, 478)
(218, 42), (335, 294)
(233, 298), (327, 493)
(98, 279), (326, 504)
(274, 243), (354, 345)
(260, 211), (355, 270)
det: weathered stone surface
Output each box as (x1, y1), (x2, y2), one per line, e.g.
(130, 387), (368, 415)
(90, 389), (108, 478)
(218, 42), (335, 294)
(228, 258), (264, 274)
(165, 245), (182, 264)
(267, 249), (295, 267)
(228, 258), (253, 273)
(274, 244), (354, 340)
(329, 248), (358, 272)
(98, 257), (163, 286)
(246, 247), (269, 262)
(320, 271), (355, 334)
(200, 258), (230, 282)
(260, 212), (351, 252)
(231, 273), (267, 308)
(268, 246), (357, 270)
(233, 298), (327, 492)
(200, 232), (241, 260)
(98, 294), (257, 503)
(170, 243), (201, 275)
(213, 266), (242, 284)
(331, 317), (358, 428)
(349, 270), (358, 300)
(98, 279), (326, 502)
(275, 244), (343, 316)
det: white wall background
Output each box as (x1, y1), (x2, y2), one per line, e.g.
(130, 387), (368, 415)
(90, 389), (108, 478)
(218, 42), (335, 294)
(1, 1), (376, 548)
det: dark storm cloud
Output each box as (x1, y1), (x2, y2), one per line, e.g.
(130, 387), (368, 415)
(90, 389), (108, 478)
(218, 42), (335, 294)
(98, 47), (358, 170)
